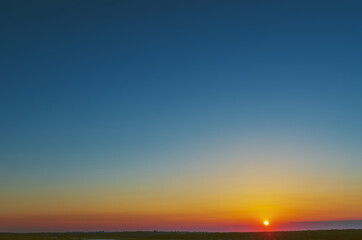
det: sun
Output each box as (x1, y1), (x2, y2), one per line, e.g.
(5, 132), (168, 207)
(264, 220), (269, 226)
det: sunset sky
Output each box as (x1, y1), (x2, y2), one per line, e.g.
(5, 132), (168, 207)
(1, 0), (362, 232)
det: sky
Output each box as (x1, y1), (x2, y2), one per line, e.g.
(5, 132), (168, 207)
(1, 0), (362, 232)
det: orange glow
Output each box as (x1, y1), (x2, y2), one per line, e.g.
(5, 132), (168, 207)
(1, 142), (362, 232)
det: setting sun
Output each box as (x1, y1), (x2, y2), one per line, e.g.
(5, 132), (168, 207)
(264, 220), (269, 226)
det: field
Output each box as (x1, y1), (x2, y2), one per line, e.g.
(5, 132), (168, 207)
(1, 230), (362, 240)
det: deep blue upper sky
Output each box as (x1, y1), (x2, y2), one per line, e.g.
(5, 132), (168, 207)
(1, 0), (362, 219)
(1, 0), (362, 163)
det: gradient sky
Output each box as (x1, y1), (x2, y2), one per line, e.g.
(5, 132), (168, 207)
(1, 0), (362, 232)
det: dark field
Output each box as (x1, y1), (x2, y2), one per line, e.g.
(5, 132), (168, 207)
(1, 230), (362, 240)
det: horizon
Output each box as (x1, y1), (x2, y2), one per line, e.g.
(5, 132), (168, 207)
(2, 220), (362, 233)
(1, 0), (362, 233)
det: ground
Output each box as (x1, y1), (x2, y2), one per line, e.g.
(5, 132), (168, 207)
(1, 230), (362, 240)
